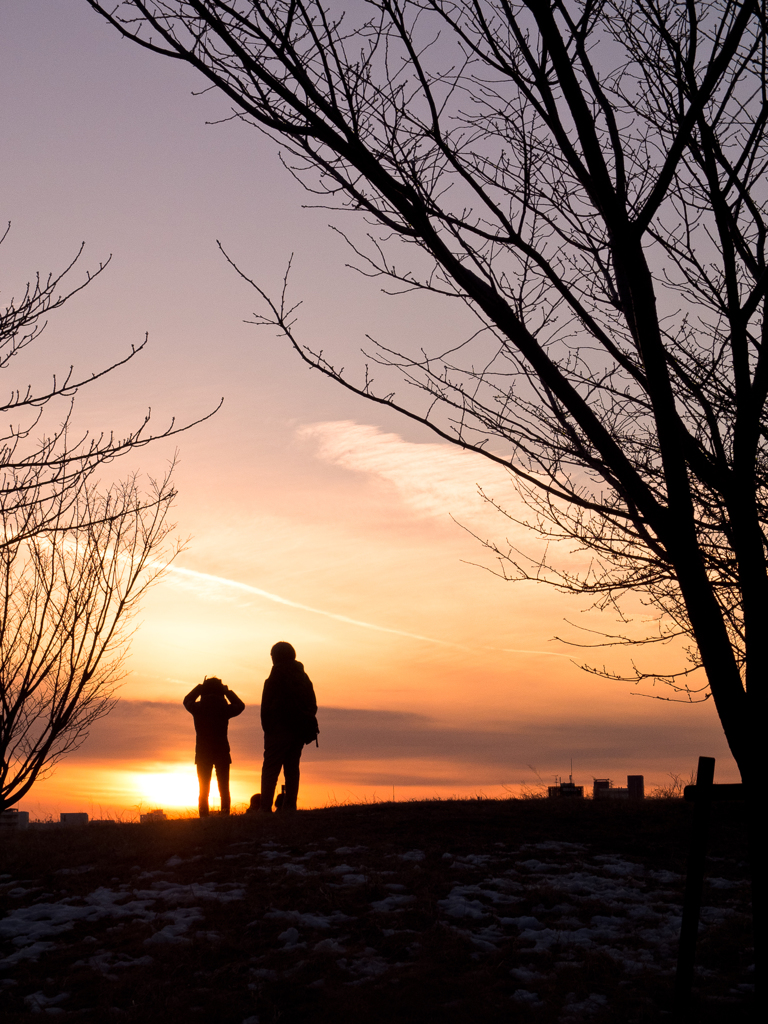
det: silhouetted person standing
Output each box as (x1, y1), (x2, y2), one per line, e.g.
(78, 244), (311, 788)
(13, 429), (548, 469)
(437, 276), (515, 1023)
(184, 677), (245, 817)
(260, 642), (317, 813)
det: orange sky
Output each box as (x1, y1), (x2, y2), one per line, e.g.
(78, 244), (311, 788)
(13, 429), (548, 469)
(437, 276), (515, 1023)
(2, 2), (740, 819)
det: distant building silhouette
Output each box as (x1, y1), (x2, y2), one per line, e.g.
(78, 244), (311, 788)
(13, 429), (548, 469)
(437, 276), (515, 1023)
(60, 813), (89, 826)
(0, 809), (29, 828)
(140, 809), (168, 823)
(593, 775), (645, 800)
(547, 772), (645, 800)
(548, 775), (584, 799)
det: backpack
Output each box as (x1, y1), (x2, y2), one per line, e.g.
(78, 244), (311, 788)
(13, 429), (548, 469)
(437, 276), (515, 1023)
(301, 714), (320, 747)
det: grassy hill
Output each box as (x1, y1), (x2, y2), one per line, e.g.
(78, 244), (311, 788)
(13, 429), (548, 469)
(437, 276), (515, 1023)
(0, 798), (752, 1022)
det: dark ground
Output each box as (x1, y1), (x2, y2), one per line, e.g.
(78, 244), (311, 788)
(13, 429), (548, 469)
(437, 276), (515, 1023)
(0, 798), (753, 1023)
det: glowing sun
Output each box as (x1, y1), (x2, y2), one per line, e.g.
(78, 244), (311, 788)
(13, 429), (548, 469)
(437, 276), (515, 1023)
(135, 769), (198, 809)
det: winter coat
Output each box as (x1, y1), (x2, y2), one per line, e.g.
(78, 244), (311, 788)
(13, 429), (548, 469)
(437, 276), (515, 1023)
(260, 661), (317, 738)
(183, 687), (245, 764)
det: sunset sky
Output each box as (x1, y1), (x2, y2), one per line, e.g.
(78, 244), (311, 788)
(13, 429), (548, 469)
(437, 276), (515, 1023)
(1, 1), (739, 818)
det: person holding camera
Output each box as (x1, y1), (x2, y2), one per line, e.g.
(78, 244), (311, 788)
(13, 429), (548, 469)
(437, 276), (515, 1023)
(183, 677), (245, 817)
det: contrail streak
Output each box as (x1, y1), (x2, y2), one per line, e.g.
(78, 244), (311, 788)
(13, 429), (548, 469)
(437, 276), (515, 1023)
(166, 565), (572, 658)
(496, 647), (572, 659)
(167, 565), (466, 647)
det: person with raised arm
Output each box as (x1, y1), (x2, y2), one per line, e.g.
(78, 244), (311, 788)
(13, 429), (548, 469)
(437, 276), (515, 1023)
(184, 677), (245, 817)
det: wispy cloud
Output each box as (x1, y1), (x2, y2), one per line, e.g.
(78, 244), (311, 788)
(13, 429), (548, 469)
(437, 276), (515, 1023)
(298, 420), (518, 522)
(298, 421), (604, 580)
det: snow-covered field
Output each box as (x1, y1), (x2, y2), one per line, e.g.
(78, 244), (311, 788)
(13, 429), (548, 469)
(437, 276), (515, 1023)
(0, 800), (752, 1022)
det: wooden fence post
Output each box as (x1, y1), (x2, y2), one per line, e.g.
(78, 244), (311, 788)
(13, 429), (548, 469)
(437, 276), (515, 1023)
(674, 755), (715, 1021)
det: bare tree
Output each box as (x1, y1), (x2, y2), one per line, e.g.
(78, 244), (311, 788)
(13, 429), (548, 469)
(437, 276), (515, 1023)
(86, 0), (766, 773)
(86, 1), (768, 966)
(0, 228), (217, 807)
(0, 473), (177, 812)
